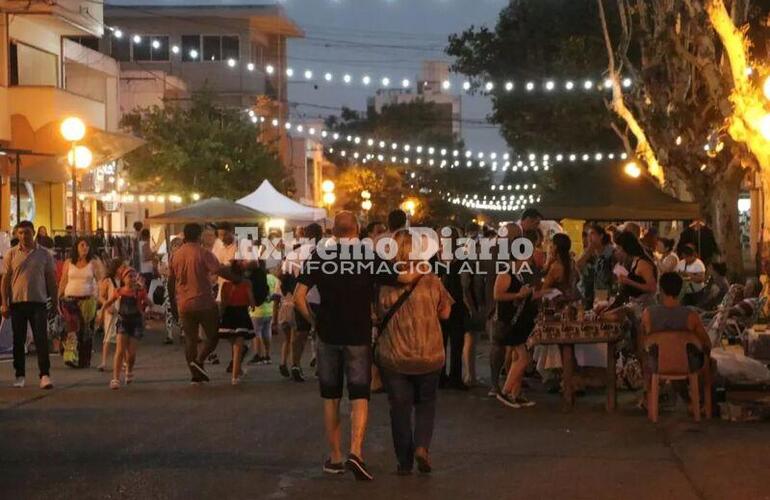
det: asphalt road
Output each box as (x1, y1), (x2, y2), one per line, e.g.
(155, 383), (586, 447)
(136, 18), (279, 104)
(1, 324), (769, 500)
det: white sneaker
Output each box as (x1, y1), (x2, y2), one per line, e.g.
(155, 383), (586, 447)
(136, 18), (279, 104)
(13, 376), (25, 388)
(39, 375), (53, 390)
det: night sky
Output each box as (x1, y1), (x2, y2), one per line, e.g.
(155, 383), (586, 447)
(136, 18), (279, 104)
(279, 0), (510, 152)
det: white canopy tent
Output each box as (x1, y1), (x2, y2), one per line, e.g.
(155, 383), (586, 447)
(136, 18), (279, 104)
(237, 180), (327, 223)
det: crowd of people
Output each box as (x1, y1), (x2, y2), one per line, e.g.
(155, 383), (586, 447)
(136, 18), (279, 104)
(1, 209), (760, 481)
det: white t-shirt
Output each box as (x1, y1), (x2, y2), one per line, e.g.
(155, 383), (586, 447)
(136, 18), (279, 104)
(139, 241), (154, 274)
(676, 258), (706, 293)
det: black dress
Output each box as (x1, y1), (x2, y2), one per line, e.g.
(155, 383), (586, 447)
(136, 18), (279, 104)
(496, 270), (538, 347)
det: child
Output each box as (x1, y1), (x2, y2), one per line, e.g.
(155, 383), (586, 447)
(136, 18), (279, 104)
(219, 262), (257, 385)
(249, 267), (281, 365)
(103, 268), (150, 390)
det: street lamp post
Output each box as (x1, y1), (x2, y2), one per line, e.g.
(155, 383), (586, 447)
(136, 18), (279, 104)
(60, 117), (90, 233)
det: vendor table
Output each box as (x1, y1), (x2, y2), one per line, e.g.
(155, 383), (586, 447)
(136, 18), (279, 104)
(530, 317), (624, 412)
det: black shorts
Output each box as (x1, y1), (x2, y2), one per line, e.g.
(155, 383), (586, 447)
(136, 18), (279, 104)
(493, 320), (532, 347)
(295, 303), (320, 332)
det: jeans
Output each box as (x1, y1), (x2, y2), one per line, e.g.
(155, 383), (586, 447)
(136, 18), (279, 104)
(180, 307), (220, 375)
(11, 302), (49, 378)
(382, 368), (441, 469)
(316, 340), (371, 400)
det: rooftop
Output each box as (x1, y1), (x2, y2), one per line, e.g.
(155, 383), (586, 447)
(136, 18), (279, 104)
(105, 0), (303, 37)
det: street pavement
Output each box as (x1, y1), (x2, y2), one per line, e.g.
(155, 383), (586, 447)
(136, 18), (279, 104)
(1, 324), (769, 500)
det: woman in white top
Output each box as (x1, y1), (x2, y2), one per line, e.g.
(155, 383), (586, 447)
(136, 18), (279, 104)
(59, 238), (104, 368)
(656, 237), (679, 275)
(97, 259), (123, 370)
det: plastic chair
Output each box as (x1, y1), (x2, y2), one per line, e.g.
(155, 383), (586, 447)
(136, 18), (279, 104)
(644, 331), (711, 423)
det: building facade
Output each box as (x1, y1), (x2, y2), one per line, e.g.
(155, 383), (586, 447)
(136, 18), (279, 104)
(368, 60), (461, 140)
(0, 0), (144, 234)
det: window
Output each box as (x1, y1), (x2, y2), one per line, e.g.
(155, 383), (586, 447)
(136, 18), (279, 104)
(67, 36), (100, 51)
(134, 35), (169, 62)
(10, 42), (58, 86)
(222, 36), (239, 61)
(111, 36), (130, 62)
(182, 35), (200, 62)
(181, 35), (239, 63)
(202, 36), (221, 61)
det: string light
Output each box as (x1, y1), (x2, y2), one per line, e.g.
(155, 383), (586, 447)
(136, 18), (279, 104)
(105, 25), (633, 99)
(258, 115), (626, 167)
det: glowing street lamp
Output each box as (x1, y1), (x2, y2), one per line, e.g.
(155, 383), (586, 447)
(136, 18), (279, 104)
(623, 161), (642, 179)
(322, 180), (335, 193)
(401, 198), (418, 217)
(61, 116), (89, 232)
(322, 192), (336, 206)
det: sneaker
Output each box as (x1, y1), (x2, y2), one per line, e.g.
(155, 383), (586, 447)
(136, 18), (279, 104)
(487, 388), (499, 398)
(345, 454), (373, 481)
(249, 354), (263, 364)
(109, 379), (121, 390)
(189, 362), (210, 382)
(208, 353), (220, 365)
(39, 375), (53, 390)
(496, 392), (521, 409)
(514, 395), (536, 408)
(262, 356), (272, 365)
(279, 364), (290, 378)
(13, 376), (25, 388)
(291, 366), (305, 382)
(323, 458), (345, 475)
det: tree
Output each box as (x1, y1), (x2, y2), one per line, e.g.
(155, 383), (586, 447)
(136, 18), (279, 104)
(121, 91), (286, 200)
(324, 101), (490, 223)
(446, 1), (626, 225)
(596, 0), (770, 273)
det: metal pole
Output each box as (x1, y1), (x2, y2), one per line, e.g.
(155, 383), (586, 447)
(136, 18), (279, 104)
(14, 152), (20, 224)
(72, 166), (78, 235)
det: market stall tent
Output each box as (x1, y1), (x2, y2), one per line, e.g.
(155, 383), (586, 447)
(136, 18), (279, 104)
(534, 164), (700, 221)
(147, 197), (266, 224)
(237, 180), (327, 223)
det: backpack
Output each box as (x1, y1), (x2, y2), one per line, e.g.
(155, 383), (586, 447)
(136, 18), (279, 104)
(249, 268), (269, 307)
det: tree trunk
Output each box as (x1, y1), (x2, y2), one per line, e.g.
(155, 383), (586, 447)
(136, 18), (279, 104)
(708, 173), (744, 277)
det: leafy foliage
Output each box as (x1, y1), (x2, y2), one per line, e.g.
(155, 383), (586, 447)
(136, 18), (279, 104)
(325, 101), (490, 223)
(120, 92), (285, 199)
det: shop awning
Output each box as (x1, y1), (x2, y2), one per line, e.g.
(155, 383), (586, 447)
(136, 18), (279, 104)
(147, 198), (267, 224)
(7, 116), (144, 183)
(533, 164), (700, 221)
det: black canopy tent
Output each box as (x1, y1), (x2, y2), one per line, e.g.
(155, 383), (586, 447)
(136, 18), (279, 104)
(532, 165), (700, 221)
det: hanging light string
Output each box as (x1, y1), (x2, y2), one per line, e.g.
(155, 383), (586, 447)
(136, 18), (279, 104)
(443, 191), (542, 213)
(76, 191), (201, 204)
(250, 112), (628, 167)
(105, 26), (633, 96)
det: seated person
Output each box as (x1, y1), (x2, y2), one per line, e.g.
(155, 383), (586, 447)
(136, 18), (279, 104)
(698, 262), (730, 310)
(641, 272), (712, 409)
(728, 279), (761, 327)
(676, 245), (707, 306)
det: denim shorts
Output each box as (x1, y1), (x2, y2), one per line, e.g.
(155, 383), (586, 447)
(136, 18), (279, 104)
(118, 315), (144, 339)
(316, 340), (372, 400)
(252, 316), (273, 342)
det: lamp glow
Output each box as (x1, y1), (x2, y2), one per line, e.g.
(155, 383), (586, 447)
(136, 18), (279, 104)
(60, 117), (86, 142)
(624, 161), (642, 178)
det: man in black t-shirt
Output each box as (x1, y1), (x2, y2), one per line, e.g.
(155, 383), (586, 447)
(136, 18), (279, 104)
(295, 211), (404, 481)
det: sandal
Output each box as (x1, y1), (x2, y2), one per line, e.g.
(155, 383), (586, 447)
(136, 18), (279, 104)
(125, 372), (134, 384)
(109, 379), (120, 390)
